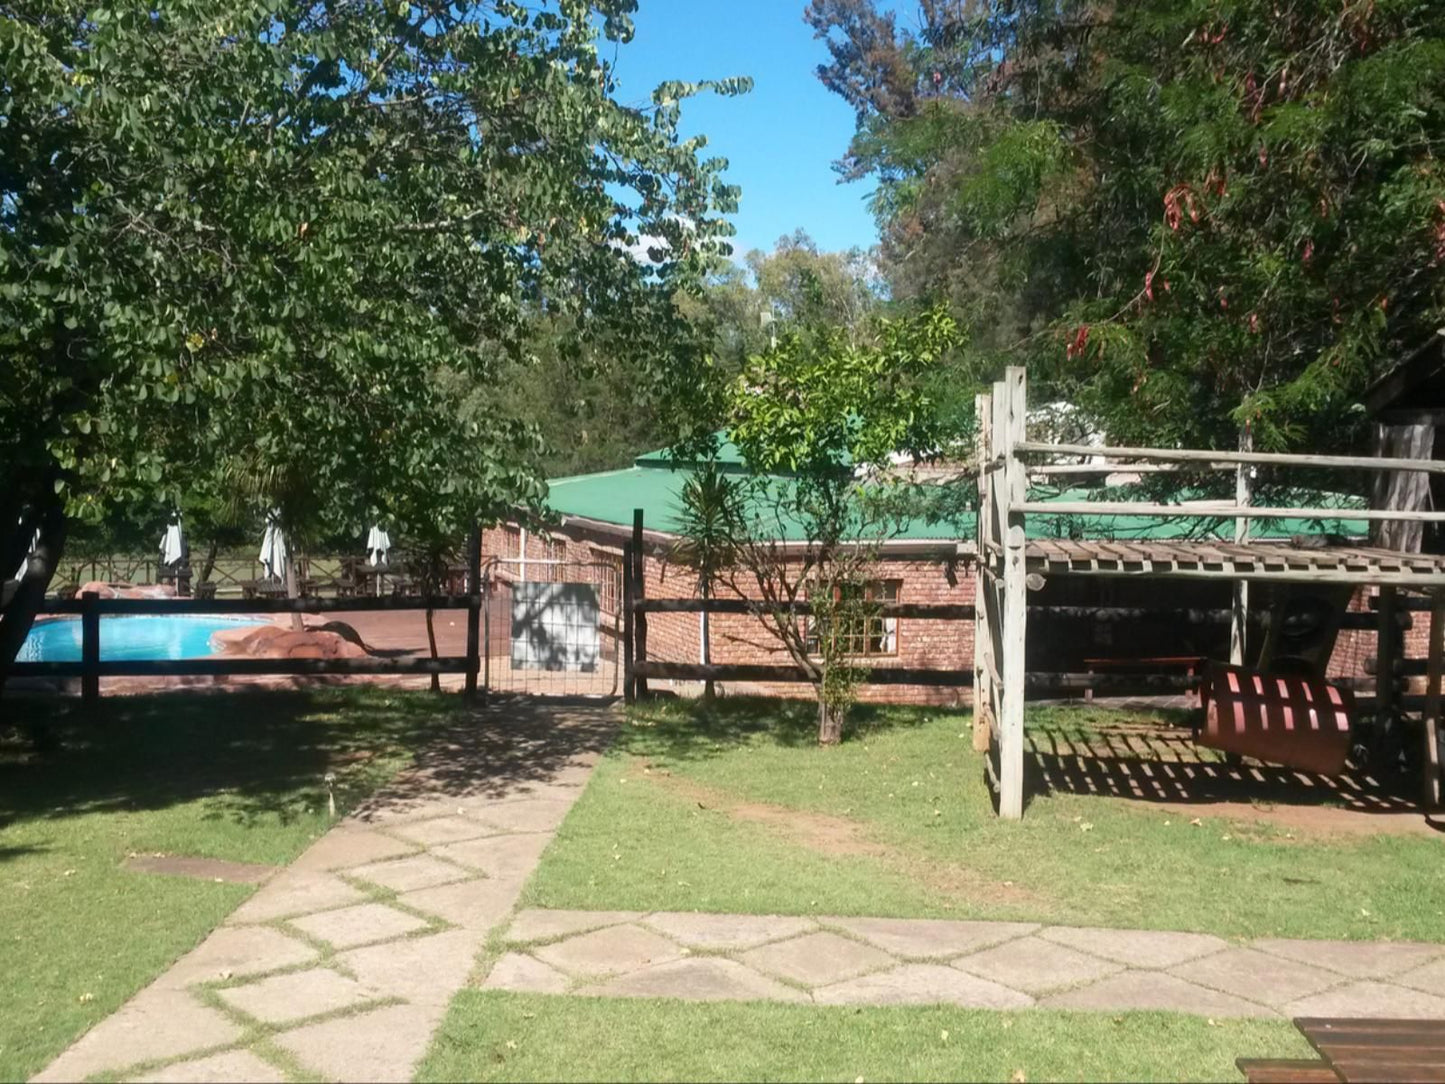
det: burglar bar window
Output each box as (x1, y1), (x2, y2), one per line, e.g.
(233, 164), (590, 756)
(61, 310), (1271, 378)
(805, 580), (900, 658)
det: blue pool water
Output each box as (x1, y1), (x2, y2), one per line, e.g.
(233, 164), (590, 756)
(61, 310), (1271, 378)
(18, 616), (266, 663)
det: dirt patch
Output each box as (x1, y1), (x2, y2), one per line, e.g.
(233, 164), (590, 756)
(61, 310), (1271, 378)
(1123, 796), (1444, 839)
(122, 853), (278, 884)
(630, 760), (1043, 909)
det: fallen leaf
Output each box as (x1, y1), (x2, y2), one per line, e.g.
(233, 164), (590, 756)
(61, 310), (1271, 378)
(77, 993), (93, 1003)
(1011, 1070), (1027, 1083)
(505, 1040), (518, 1050)
(940, 1029), (950, 1043)
(1189, 817), (1202, 827)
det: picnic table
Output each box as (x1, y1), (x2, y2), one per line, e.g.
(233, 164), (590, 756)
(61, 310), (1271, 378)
(1239, 1018), (1445, 1083)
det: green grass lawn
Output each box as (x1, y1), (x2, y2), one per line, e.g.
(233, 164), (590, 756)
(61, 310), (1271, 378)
(525, 697), (1445, 941)
(0, 688), (455, 1082)
(420, 991), (1311, 1083)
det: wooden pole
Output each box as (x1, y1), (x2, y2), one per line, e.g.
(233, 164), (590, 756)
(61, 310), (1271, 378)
(999, 366), (1028, 819)
(464, 522), (481, 702)
(1377, 586), (1398, 725)
(972, 391), (994, 752)
(1423, 590), (1443, 812)
(1231, 426), (1252, 666)
(622, 541), (635, 703)
(81, 589), (99, 706)
(632, 508), (648, 699)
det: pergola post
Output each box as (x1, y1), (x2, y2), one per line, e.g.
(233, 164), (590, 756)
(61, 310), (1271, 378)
(1231, 426), (1253, 666)
(1424, 590), (1443, 812)
(999, 366), (1028, 819)
(972, 391), (994, 753)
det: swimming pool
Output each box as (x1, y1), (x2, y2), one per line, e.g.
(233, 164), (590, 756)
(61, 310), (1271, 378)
(17, 615), (267, 663)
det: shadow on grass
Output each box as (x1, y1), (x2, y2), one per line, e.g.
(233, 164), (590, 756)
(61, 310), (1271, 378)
(618, 695), (944, 763)
(0, 688), (618, 835)
(1024, 711), (1421, 814)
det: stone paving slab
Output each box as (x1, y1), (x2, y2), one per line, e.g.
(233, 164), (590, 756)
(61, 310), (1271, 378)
(129, 1049), (289, 1083)
(156, 925), (318, 990)
(534, 923), (683, 977)
(1170, 947), (1338, 1007)
(828, 916), (1039, 960)
(464, 796), (575, 833)
(288, 901), (430, 950)
(399, 876), (523, 930)
(1039, 926), (1228, 969)
(338, 928), (484, 1008)
(33, 989), (244, 1083)
(815, 963), (1034, 1008)
(387, 814), (500, 847)
(507, 908), (643, 943)
(275, 1001), (446, 1083)
(347, 853), (473, 893)
(740, 930), (895, 987)
(1254, 937), (1445, 979)
(218, 968), (377, 1025)
(1284, 979), (1445, 1018)
(582, 956), (809, 1003)
(483, 951), (573, 994)
(226, 871), (369, 925)
(288, 827), (418, 873)
(1399, 957), (1445, 997)
(643, 912), (816, 951)
(434, 832), (552, 879)
(953, 935), (1121, 995)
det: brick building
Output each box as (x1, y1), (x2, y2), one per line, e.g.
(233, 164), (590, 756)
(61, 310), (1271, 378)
(481, 442), (1410, 706)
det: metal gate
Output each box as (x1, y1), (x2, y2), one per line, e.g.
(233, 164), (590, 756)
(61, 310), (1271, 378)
(481, 557), (622, 697)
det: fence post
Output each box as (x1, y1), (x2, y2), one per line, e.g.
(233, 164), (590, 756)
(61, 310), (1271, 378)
(464, 523), (481, 702)
(81, 590), (100, 706)
(632, 508), (648, 699)
(622, 541), (635, 703)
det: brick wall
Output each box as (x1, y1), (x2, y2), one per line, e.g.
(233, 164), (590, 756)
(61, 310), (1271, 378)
(481, 519), (1434, 706)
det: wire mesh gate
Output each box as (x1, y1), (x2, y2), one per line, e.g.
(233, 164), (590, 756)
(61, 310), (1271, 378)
(481, 557), (623, 697)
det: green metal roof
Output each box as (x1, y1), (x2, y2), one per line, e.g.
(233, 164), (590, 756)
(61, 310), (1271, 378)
(543, 451), (1367, 543)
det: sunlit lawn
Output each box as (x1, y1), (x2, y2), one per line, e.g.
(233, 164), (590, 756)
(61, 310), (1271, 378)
(0, 688), (454, 1082)
(525, 697), (1445, 940)
(420, 991), (1310, 1083)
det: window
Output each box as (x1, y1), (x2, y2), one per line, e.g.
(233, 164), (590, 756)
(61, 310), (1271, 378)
(591, 547), (623, 615)
(805, 580), (900, 658)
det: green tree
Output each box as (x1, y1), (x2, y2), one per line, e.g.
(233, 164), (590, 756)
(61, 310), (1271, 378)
(810, 0), (1445, 459)
(681, 305), (962, 744)
(1, 0), (747, 678)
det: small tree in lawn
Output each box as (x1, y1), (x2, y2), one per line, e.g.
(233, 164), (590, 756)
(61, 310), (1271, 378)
(669, 456), (742, 701)
(684, 306), (961, 745)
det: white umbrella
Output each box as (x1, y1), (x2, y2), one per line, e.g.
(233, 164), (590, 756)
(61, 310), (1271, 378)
(259, 513), (288, 581)
(366, 525), (392, 568)
(159, 515), (186, 568)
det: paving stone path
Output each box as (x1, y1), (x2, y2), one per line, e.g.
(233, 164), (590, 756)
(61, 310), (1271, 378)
(485, 909), (1445, 1019)
(34, 695), (1445, 1083)
(34, 700), (616, 1084)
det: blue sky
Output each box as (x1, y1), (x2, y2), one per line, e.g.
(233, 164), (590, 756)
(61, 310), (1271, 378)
(609, 0), (880, 260)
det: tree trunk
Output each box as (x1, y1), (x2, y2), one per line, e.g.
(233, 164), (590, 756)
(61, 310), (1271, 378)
(425, 605), (441, 693)
(285, 555), (303, 632)
(198, 539), (219, 586)
(0, 493), (68, 693)
(817, 695), (845, 745)
(700, 581), (714, 701)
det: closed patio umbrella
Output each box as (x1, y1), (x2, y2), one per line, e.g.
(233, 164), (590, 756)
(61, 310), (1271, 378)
(366, 525), (392, 568)
(259, 512), (288, 581)
(159, 514), (186, 568)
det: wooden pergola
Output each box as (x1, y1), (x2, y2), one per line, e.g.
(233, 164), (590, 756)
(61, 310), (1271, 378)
(974, 367), (1445, 819)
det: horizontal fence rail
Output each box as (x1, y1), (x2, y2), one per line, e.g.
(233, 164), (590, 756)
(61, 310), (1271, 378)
(1014, 440), (1445, 475)
(40, 595), (480, 615)
(631, 598), (977, 620)
(1011, 500), (1445, 523)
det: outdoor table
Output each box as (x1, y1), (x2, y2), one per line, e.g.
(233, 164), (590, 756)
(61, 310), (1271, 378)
(1239, 1018), (1445, 1083)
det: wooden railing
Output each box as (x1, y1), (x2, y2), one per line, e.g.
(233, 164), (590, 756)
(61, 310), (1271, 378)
(11, 531), (484, 703)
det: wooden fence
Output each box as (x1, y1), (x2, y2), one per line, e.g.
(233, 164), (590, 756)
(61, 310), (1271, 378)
(10, 531), (484, 704)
